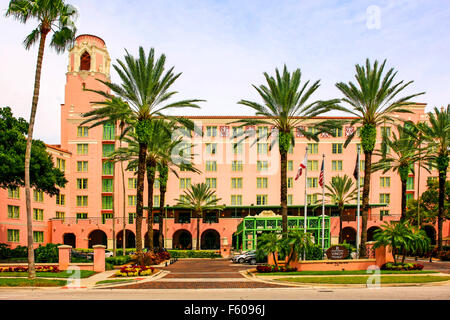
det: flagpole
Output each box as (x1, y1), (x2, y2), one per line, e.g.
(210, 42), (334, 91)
(356, 144), (361, 259)
(321, 154), (325, 256)
(304, 146), (308, 260)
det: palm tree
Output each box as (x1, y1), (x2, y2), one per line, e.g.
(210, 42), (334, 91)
(415, 105), (450, 253)
(281, 230), (314, 264)
(373, 221), (412, 264)
(175, 183), (225, 250)
(334, 59), (425, 257)
(6, 0), (77, 279)
(373, 123), (429, 221)
(256, 232), (284, 268)
(324, 175), (357, 243)
(81, 47), (204, 254)
(236, 65), (339, 235)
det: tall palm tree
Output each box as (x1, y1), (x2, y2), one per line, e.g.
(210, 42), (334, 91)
(81, 47), (204, 254)
(415, 105), (450, 253)
(6, 0), (77, 279)
(175, 183), (225, 250)
(333, 59), (425, 257)
(324, 175), (357, 243)
(236, 65), (339, 235)
(373, 123), (429, 221)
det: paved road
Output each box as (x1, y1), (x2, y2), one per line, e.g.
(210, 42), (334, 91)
(405, 259), (450, 274)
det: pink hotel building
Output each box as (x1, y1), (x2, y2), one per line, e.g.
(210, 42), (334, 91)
(1, 34), (448, 251)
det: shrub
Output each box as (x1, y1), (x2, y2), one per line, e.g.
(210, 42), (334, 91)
(106, 255), (133, 266)
(167, 250), (221, 259)
(0, 243), (12, 260)
(115, 265), (154, 277)
(305, 245), (323, 260)
(256, 264), (297, 273)
(11, 245), (28, 258)
(439, 251), (450, 261)
(0, 265), (59, 273)
(105, 263), (114, 271)
(35, 243), (60, 263)
(381, 262), (424, 271)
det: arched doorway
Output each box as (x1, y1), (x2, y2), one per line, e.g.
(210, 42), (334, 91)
(422, 225), (436, 245)
(341, 227), (356, 246)
(172, 230), (192, 250)
(201, 229), (220, 249)
(88, 230), (107, 248)
(116, 230), (136, 249)
(63, 233), (76, 248)
(80, 51), (91, 71)
(367, 226), (382, 242)
(144, 230), (164, 249)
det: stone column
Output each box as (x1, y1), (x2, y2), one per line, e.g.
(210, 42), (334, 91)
(375, 245), (394, 267)
(58, 245), (72, 271)
(93, 245), (106, 272)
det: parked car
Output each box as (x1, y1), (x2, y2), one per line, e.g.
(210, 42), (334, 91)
(231, 250), (256, 263)
(244, 253), (257, 265)
(71, 250), (92, 261)
(105, 250), (113, 258)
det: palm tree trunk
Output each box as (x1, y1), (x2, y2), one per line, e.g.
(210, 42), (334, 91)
(360, 150), (373, 258)
(437, 165), (446, 253)
(135, 143), (147, 255)
(280, 150), (288, 235)
(146, 160), (156, 250)
(158, 169), (167, 249)
(339, 206), (344, 243)
(196, 209), (202, 250)
(25, 30), (49, 280)
(121, 158), (126, 255)
(400, 178), (407, 221)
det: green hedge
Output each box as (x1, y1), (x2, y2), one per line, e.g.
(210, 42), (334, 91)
(168, 250), (222, 258)
(106, 255), (133, 265)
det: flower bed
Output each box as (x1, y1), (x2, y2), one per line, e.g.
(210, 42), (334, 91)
(256, 265), (297, 273)
(0, 265), (59, 273)
(115, 265), (155, 277)
(381, 262), (424, 271)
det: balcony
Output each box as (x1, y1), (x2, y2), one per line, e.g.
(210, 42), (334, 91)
(175, 217), (191, 224)
(203, 216), (219, 224)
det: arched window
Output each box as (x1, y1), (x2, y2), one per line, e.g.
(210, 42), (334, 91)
(80, 51), (91, 71)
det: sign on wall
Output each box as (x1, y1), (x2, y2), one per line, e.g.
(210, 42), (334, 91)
(326, 245), (349, 260)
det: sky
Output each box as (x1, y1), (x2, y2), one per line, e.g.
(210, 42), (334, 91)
(0, 0), (449, 144)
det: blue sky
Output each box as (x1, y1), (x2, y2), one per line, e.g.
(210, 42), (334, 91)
(1, 0), (449, 144)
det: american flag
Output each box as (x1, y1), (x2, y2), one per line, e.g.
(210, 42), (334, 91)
(295, 154), (307, 180)
(319, 159), (324, 187)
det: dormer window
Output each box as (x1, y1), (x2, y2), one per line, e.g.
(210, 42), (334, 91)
(80, 51), (91, 71)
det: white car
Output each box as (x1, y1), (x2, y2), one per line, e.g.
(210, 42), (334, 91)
(105, 250), (113, 258)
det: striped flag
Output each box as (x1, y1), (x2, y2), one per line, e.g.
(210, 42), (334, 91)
(295, 154), (307, 180)
(319, 159), (324, 187)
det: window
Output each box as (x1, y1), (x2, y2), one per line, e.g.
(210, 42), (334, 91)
(332, 143), (343, 154)
(77, 178), (88, 190)
(153, 195), (160, 206)
(102, 144), (115, 157)
(128, 165), (137, 172)
(287, 177), (293, 188)
(179, 142), (191, 158)
(307, 160), (318, 171)
(256, 195), (268, 205)
(77, 161), (88, 172)
(205, 178), (217, 188)
(56, 194), (65, 206)
(206, 126), (217, 137)
(7, 229), (19, 242)
(257, 177), (268, 188)
(331, 127), (343, 137)
(8, 187), (20, 199)
(56, 211), (65, 220)
(206, 143), (217, 155)
(308, 127), (318, 135)
(206, 195), (217, 203)
(206, 161), (217, 172)
(257, 143), (268, 155)
(77, 143), (88, 155)
(77, 126), (89, 137)
(288, 160), (293, 171)
(128, 213), (136, 224)
(307, 177), (318, 188)
(232, 160), (243, 171)
(356, 143), (362, 154)
(380, 193), (390, 204)
(231, 195), (242, 205)
(406, 193), (414, 202)
(360, 160), (365, 172)
(308, 143), (318, 154)
(381, 127), (391, 137)
(232, 142), (243, 154)
(380, 210), (389, 220)
(257, 160), (268, 171)
(307, 194), (318, 204)
(128, 195), (137, 206)
(7, 205), (19, 219)
(76, 213), (88, 220)
(232, 126), (243, 138)
(180, 178), (191, 189)
(102, 162), (114, 175)
(33, 190), (44, 202)
(427, 177), (438, 183)
(56, 158), (66, 172)
(332, 160), (343, 171)
(33, 208), (44, 221)
(232, 178), (243, 189)
(287, 195), (293, 205)
(80, 51), (91, 71)
(407, 176), (414, 191)
(154, 179), (160, 189)
(128, 178), (137, 189)
(179, 195), (188, 203)
(380, 177), (391, 187)
(288, 144), (293, 154)
(102, 213), (113, 224)
(257, 126), (268, 139)
(103, 123), (115, 140)
(76, 196), (88, 207)
(102, 196), (113, 210)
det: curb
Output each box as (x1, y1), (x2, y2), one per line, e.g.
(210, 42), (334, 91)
(93, 269), (169, 289)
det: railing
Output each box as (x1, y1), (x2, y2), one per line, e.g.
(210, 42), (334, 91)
(175, 217), (191, 224)
(203, 216), (219, 224)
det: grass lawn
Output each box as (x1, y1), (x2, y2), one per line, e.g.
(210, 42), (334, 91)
(258, 270), (438, 276)
(95, 279), (135, 285)
(0, 270), (96, 279)
(0, 278), (66, 287)
(277, 275), (450, 285)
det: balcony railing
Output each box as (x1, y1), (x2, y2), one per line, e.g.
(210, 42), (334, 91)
(203, 216), (219, 224)
(175, 217), (191, 224)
